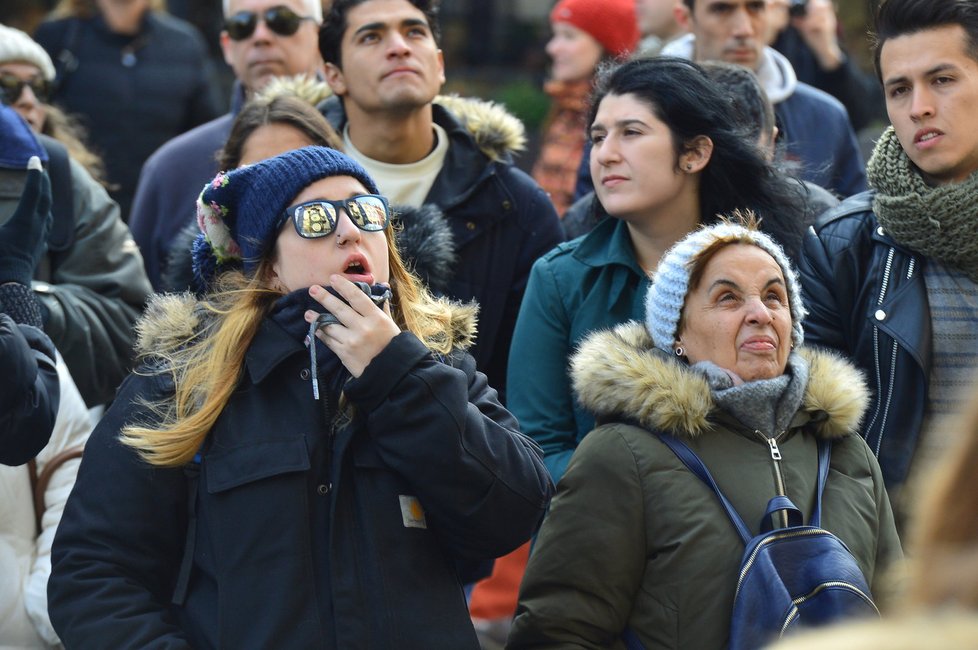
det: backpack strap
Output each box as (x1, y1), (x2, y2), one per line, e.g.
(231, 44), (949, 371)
(37, 135), (75, 252)
(28, 447), (85, 535)
(653, 432), (753, 545)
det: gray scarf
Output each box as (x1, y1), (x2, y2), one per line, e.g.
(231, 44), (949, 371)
(867, 126), (978, 282)
(693, 353), (810, 438)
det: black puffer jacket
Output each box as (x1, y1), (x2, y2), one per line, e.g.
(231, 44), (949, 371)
(799, 191), (928, 489)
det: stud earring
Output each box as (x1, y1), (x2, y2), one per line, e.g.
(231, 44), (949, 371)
(675, 346), (685, 357)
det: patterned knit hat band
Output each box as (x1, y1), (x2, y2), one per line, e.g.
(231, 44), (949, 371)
(191, 146), (379, 286)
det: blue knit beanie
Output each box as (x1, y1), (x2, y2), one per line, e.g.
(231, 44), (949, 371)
(192, 146), (379, 286)
(645, 221), (806, 353)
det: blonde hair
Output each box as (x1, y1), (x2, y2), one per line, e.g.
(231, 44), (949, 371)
(121, 226), (475, 467)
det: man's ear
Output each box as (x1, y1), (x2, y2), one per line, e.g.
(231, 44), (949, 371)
(323, 62), (347, 96)
(219, 31), (234, 67)
(680, 135), (714, 173)
(674, 2), (693, 32)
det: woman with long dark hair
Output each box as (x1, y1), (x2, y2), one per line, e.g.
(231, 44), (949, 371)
(508, 56), (808, 485)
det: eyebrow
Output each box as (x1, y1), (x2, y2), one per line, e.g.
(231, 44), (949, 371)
(590, 118), (650, 132)
(884, 63), (959, 88)
(707, 277), (785, 292)
(353, 17), (429, 37)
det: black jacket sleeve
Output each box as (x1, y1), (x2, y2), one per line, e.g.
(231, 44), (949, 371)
(0, 313), (59, 465)
(345, 332), (555, 559)
(47, 371), (193, 648)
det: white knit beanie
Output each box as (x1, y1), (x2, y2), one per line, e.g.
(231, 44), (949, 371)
(645, 221), (806, 353)
(0, 24), (56, 81)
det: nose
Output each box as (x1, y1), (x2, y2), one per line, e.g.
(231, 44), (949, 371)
(386, 30), (411, 57)
(545, 35), (560, 59)
(909, 86), (936, 122)
(334, 210), (362, 246)
(250, 15), (275, 42)
(592, 136), (620, 167)
(745, 296), (774, 324)
(14, 83), (39, 109)
(731, 7), (755, 38)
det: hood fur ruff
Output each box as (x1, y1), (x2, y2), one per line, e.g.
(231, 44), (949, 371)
(571, 321), (869, 441)
(134, 290), (477, 364)
(436, 94), (526, 161)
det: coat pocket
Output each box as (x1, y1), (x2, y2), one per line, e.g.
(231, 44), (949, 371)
(205, 438), (310, 494)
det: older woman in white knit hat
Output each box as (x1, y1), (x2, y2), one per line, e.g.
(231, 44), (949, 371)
(0, 23), (55, 132)
(510, 213), (902, 649)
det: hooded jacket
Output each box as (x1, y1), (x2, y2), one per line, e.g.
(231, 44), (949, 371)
(509, 322), (902, 650)
(321, 95), (565, 401)
(661, 35), (867, 198)
(48, 293), (553, 649)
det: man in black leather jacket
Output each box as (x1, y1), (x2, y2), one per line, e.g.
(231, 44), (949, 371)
(800, 0), (978, 518)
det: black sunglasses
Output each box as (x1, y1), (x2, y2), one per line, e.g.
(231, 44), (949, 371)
(280, 195), (391, 239)
(0, 72), (51, 105)
(225, 5), (314, 41)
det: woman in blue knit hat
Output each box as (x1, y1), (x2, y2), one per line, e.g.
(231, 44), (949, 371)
(46, 146), (554, 649)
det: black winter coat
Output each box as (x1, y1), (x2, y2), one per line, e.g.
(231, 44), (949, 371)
(800, 191), (928, 489)
(48, 295), (553, 648)
(0, 313), (59, 465)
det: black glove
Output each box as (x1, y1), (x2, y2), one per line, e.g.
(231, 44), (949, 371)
(0, 156), (52, 286)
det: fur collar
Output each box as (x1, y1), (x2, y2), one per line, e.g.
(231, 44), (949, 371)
(435, 94), (526, 161)
(571, 321), (869, 441)
(134, 288), (476, 365)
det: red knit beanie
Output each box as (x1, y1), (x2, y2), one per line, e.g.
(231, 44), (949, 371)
(549, 0), (640, 58)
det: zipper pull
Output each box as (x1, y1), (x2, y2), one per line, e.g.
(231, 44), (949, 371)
(768, 438), (782, 461)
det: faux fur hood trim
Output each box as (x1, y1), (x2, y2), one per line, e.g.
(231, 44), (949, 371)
(135, 286), (478, 364)
(436, 94), (526, 161)
(256, 74), (333, 107)
(571, 321), (869, 440)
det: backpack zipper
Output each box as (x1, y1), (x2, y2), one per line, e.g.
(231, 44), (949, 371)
(778, 581), (879, 637)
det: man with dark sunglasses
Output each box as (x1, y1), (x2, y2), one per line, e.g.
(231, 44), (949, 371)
(127, 0), (324, 290)
(318, 0), (564, 406)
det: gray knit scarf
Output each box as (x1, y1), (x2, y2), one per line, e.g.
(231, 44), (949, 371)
(693, 353), (810, 438)
(867, 126), (978, 282)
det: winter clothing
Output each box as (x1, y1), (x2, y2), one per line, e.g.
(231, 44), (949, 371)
(768, 611), (978, 650)
(550, 0), (640, 57)
(661, 36), (867, 198)
(0, 104), (46, 169)
(48, 292), (553, 649)
(867, 127), (978, 282)
(645, 221), (806, 354)
(508, 322), (902, 650)
(34, 11), (220, 221)
(0, 140), (151, 407)
(192, 147), (379, 283)
(0, 314), (58, 466)
(507, 217), (649, 483)
(0, 157), (51, 287)
(0, 24), (55, 81)
(1, 353), (89, 647)
(531, 79), (591, 217)
(321, 95), (565, 400)
(799, 191), (930, 490)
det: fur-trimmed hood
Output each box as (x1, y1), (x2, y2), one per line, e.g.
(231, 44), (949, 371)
(571, 321), (869, 441)
(319, 93), (526, 163)
(134, 288), (476, 366)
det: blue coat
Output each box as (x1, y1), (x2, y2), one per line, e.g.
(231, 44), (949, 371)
(506, 218), (649, 483)
(48, 295), (553, 648)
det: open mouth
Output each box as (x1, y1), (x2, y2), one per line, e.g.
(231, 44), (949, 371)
(344, 260), (366, 274)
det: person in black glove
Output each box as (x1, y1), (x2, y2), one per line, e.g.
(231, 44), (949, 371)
(0, 153), (60, 465)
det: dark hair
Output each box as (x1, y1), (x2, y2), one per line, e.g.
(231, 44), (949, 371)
(219, 94), (342, 170)
(587, 57), (806, 260)
(873, 0), (978, 80)
(319, 0), (441, 68)
(700, 61), (775, 146)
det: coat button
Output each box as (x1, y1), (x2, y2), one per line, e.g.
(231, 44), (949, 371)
(502, 200), (512, 211)
(877, 226), (885, 236)
(875, 309), (886, 321)
(317, 484), (331, 495)
(300, 368), (311, 380)
(466, 221), (476, 230)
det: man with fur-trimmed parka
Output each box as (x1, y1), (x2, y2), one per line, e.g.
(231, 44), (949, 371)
(318, 0), (564, 402)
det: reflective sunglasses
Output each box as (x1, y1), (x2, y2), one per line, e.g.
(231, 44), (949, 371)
(0, 72), (51, 105)
(280, 195), (391, 239)
(224, 5), (314, 41)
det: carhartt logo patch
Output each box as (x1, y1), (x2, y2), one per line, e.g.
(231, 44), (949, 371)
(399, 495), (427, 529)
